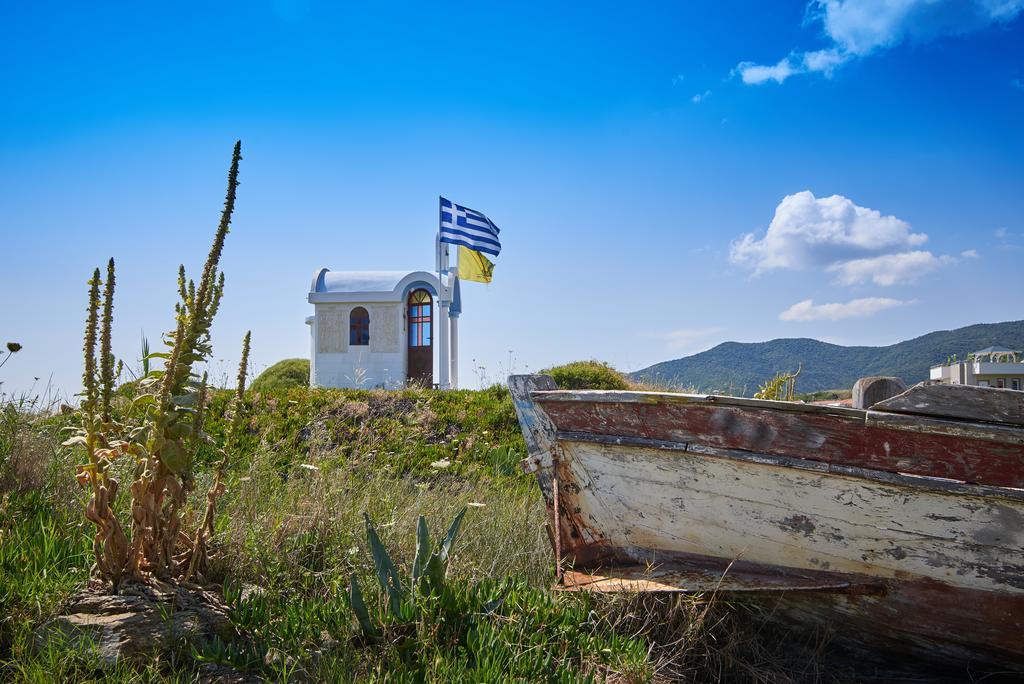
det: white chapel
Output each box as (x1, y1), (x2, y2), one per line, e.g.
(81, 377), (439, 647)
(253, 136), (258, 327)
(306, 268), (462, 389)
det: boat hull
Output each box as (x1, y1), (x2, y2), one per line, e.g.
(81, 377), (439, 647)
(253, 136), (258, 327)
(508, 375), (1024, 667)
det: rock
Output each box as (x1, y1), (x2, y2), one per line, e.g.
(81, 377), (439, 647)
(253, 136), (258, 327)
(35, 579), (239, 671)
(319, 629), (341, 654)
(240, 583), (267, 602)
(852, 376), (907, 410)
(198, 662), (262, 683)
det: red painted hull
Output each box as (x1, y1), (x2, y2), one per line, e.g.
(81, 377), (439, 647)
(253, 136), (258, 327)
(536, 393), (1024, 488)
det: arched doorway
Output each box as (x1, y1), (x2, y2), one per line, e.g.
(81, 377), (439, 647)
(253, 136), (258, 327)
(407, 289), (433, 386)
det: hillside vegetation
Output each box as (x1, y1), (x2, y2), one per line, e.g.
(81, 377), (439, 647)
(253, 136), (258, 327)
(250, 358), (310, 393)
(543, 360), (631, 390)
(631, 320), (1024, 395)
(1, 385), (808, 681)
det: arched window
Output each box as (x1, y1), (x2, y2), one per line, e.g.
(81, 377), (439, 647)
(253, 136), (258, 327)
(350, 306), (369, 346)
(408, 290), (432, 347)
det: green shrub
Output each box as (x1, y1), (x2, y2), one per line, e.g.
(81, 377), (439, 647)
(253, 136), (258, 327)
(250, 358), (309, 393)
(543, 360), (630, 391)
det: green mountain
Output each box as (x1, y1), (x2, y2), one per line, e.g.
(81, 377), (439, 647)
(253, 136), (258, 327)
(630, 320), (1024, 396)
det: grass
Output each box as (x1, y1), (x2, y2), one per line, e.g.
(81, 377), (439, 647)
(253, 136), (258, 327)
(0, 383), (835, 682)
(250, 358), (310, 393)
(543, 361), (632, 391)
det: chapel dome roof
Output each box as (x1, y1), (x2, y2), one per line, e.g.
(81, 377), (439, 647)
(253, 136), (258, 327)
(312, 270), (419, 294)
(308, 268), (459, 314)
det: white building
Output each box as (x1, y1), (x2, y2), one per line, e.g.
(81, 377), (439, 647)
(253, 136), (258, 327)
(306, 269), (461, 389)
(929, 346), (1024, 391)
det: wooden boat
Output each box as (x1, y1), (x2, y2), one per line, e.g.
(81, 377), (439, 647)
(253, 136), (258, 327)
(508, 375), (1024, 667)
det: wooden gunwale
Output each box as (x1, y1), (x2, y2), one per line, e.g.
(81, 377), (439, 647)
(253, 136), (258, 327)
(532, 389), (1024, 444)
(532, 389), (1024, 489)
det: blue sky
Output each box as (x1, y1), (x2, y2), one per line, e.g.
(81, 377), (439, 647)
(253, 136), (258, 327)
(2, 1), (1022, 396)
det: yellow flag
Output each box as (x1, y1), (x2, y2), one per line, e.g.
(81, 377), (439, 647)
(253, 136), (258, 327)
(458, 245), (495, 283)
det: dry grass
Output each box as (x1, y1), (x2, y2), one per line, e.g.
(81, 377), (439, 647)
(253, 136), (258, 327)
(210, 445), (553, 590)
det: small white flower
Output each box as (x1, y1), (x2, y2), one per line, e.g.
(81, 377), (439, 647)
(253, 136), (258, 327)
(299, 463), (320, 472)
(467, 502), (486, 508)
(430, 459), (451, 469)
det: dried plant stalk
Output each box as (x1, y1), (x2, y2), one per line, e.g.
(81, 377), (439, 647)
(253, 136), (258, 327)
(68, 264), (130, 585)
(67, 142), (247, 587)
(185, 331), (250, 581)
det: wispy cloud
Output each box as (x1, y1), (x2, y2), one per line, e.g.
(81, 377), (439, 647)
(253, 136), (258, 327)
(735, 49), (845, 85)
(779, 297), (913, 321)
(672, 72), (686, 86)
(736, 0), (1024, 85)
(691, 89), (712, 103)
(734, 58), (797, 85)
(995, 226), (1022, 250)
(827, 251), (955, 286)
(647, 326), (724, 353)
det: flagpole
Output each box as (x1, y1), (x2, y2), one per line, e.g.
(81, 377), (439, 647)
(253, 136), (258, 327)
(437, 196), (450, 389)
(450, 275), (459, 390)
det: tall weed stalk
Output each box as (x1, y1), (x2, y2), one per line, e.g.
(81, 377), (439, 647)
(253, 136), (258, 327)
(64, 142), (251, 586)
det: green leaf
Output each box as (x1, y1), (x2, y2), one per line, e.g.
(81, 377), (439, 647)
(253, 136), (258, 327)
(172, 393), (197, 407)
(411, 515), (430, 589)
(425, 507), (467, 590)
(438, 507), (467, 565)
(131, 394), (157, 410)
(160, 439), (189, 474)
(363, 512), (403, 615)
(348, 575), (381, 640)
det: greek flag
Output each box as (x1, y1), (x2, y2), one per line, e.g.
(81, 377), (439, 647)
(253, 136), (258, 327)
(439, 197), (501, 257)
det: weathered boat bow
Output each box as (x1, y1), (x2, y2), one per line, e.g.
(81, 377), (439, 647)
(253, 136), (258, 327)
(508, 374), (1024, 667)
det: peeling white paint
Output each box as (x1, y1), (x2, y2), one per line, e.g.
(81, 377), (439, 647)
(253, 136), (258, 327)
(563, 440), (1024, 593)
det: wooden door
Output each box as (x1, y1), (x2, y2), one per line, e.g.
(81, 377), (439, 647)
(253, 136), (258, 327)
(407, 289), (433, 386)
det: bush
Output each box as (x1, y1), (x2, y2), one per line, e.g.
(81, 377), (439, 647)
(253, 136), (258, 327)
(543, 361), (630, 391)
(250, 358), (310, 393)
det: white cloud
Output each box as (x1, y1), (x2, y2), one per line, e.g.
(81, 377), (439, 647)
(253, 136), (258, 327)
(648, 326), (724, 353)
(827, 250), (955, 286)
(736, 49), (846, 85)
(735, 57), (798, 84)
(691, 89), (712, 103)
(817, 0), (1024, 54)
(672, 72), (686, 86)
(996, 227), (1009, 238)
(730, 190), (927, 275)
(802, 48), (846, 75)
(779, 297), (912, 321)
(732, 191), (968, 286)
(736, 1), (1024, 85)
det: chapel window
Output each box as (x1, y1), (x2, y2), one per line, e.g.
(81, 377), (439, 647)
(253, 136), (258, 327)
(350, 307), (369, 346)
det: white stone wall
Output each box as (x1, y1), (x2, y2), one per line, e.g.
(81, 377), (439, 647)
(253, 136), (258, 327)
(311, 301), (409, 389)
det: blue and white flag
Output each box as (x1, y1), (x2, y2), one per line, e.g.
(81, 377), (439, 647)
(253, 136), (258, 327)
(439, 197), (501, 257)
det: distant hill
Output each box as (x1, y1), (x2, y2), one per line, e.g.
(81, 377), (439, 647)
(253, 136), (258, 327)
(630, 320), (1024, 396)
